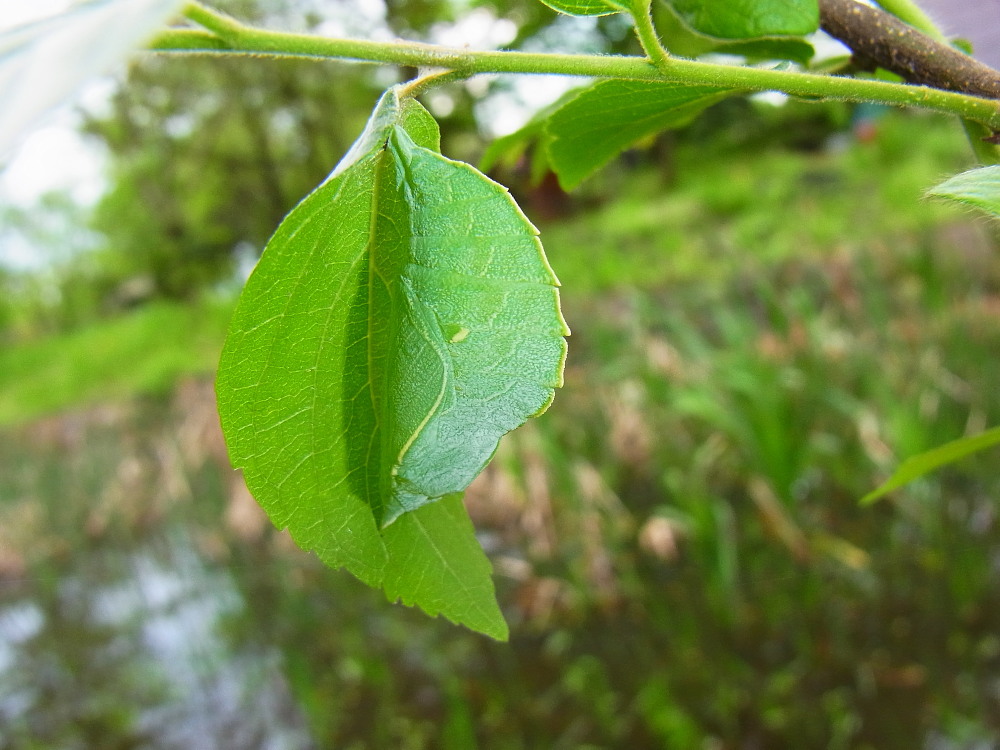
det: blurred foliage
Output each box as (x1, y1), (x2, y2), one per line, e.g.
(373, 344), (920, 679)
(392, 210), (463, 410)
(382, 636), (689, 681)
(504, 103), (974, 291)
(0, 298), (232, 427)
(3, 106), (1000, 747)
(82, 26), (380, 298)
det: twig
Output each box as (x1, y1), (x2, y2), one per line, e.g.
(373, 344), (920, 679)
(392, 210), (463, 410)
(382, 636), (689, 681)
(818, 0), (1000, 101)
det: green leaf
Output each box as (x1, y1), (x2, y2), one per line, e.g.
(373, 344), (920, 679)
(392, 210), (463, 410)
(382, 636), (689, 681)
(536, 0), (624, 17)
(926, 166), (1000, 217)
(653, 1), (815, 63)
(664, 0), (818, 40)
(480, 115), (549, 177)
(479, 87), (585, 185)
(383, 494), (508, 640)
(216, 87), (568, 637)
(1, 0), (183, 158)
(862, 426), (1000, 505)
(545, 80), (734, 189)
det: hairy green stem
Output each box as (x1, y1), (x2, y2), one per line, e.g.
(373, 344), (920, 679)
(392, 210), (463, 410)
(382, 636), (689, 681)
(182, 1), (244, 38)
(153, 4), (1000, 130)
(631, 0), (672, 73)
(886, 0), (1000, 164)
(153, 28), (227, 50)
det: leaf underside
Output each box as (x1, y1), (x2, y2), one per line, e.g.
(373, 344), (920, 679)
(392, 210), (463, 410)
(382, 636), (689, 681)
(546, 80), (735, 189)
(926, 166), (1000, 217)
(664, 0), (818, 40)
(536, 0), (624, 16)
(216, 88), (569, 639)
(654, 2), (815, 63)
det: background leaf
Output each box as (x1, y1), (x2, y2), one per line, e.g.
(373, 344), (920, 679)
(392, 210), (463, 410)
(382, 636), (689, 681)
(217, 89), (567, 636)
(0, 0), (183, 159)
(535, 0), (624, 17)
(653, 1), (815, 63)
(926, 166), (1000, 217)
(663, 0), (818, 40)
(862, 426), (1000, 504)
(479, 86), (587, 185)
(479, 109), (553, 182)
(546, 79), (734, 188)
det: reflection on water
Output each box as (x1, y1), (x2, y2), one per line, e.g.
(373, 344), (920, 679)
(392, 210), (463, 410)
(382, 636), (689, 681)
(2, 375), (1000, 748)
(0, 530), (315, 750)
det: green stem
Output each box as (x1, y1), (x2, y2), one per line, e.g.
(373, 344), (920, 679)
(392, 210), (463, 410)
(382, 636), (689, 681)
(963, 121), (1000, 165)
(156, 5), (1000, 130)
(875, 0), (944, 40)
(182, 1), (244, 39)
(153, 28), (227, 51)
(631, 0), (672, 73)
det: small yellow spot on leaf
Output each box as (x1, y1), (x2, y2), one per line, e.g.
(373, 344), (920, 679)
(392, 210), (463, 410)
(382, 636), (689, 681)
(447, 326), (470, 344)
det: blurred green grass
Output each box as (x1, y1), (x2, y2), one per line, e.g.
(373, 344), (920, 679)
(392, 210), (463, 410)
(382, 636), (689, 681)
(0, 297), (233, 427)
(544, 110), (973, 293)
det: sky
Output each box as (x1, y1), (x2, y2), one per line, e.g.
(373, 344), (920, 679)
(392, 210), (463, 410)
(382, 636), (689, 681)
(1, 1), (102, 207)
(1, 0), (72, 28)
(1, 1), (113, 269)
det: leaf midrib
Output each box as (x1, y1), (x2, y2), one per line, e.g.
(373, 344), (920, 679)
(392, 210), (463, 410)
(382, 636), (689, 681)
(368, 134), (393, 518)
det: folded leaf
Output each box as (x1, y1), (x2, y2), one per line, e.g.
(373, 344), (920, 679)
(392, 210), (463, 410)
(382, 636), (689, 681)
(546, 79), (734, 189)
(926, 166), (1000, 217)
(862, 426), (1000, 504)
(216, 87), (568, 637)
(664, 0), (818, 40)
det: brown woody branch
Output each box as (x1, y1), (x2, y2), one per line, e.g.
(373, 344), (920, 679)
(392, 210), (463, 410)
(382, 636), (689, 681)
(817, 0), (1000, 102)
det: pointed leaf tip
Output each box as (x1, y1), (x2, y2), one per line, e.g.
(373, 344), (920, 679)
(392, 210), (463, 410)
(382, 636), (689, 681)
(927, 166), (1000, 218)
(862, 426), (1000, 505)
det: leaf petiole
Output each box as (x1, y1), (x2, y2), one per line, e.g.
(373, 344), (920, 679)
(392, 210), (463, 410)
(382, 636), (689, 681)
(397, 69), (471, 99)
(630, 0), (672, 73)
